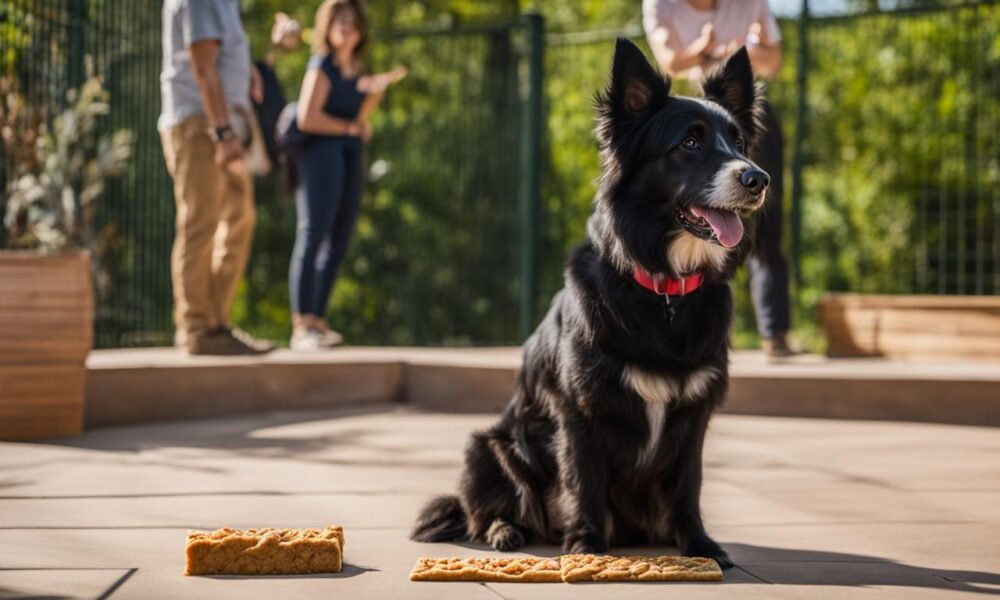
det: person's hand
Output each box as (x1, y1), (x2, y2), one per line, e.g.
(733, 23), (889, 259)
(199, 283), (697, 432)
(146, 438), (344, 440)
(747, 21), (764, 47)
(250, 64), (264, 105)
(357, 67), (408, 94)
(215, 137), (245, 171)
(690, 23), (716, 57)
(358, 120), (372, 143)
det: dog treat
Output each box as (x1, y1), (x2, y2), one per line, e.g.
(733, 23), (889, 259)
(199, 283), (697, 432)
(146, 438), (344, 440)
(184, 526), (344, 576)
(409, 557), (562, 582)
(559, 554), (723, 582)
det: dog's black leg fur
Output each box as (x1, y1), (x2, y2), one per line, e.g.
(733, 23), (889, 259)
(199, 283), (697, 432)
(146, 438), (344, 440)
(485, 518), (526, 551)
(557, 412), (611, 554)
(663, 403), (733, 568)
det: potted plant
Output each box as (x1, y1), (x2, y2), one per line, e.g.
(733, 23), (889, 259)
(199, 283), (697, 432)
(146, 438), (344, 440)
(0, 75), (132, 441)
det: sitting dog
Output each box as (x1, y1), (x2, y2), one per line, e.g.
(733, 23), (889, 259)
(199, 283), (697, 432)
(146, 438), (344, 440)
(411, 39), (770, 569)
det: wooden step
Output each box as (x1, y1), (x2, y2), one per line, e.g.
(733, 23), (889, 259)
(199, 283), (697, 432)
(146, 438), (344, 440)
(820, 293), (1000, 360)
(85, 347), (1000, 429)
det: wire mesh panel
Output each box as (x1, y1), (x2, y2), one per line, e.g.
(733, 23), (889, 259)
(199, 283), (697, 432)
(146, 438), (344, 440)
(335, 20), (540, 345)
(2, 3), (996, 350)
(2, 6), (541, 348)
(1, 0), (174, 348)
(799, 2), (1000, 298)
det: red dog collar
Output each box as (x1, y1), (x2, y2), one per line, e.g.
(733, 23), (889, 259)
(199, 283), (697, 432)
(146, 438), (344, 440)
(633, 269), (704, 296)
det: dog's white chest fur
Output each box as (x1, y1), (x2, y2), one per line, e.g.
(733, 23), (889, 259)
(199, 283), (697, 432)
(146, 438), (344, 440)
(623, 365), (721, 467)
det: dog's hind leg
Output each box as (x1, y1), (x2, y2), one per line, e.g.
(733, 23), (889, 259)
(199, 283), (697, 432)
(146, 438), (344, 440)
(460, 428), (539, 551)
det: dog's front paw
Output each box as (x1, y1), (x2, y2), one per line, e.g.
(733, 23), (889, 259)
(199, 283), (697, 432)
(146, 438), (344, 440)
(486, 519), (525, 552)
(562, 532), (609, 555)
(683, 534), (733, 569)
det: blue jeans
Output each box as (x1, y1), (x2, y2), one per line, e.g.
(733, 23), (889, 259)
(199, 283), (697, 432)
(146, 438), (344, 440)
(289, 137), (363, 317)
(748, 101), (791, 338)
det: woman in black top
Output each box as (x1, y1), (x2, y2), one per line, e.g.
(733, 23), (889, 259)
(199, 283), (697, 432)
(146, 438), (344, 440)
(289, 0), (404, 350)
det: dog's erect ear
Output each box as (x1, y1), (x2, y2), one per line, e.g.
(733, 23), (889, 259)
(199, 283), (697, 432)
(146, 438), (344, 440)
(606, 38), (669, 116)
(701, 47), (764, 140)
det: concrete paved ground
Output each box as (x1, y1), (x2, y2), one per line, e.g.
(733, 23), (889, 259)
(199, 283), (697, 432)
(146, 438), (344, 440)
(1, 406), (998, 599)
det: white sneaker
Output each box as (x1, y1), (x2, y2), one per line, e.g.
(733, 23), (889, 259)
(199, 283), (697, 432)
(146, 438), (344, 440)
(319, 329), (344, 348)
(290, 328), (326, 351)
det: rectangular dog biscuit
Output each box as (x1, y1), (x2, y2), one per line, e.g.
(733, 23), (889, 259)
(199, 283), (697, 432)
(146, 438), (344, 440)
(184, 526), (344, 576)
(409, 557), (562, 582)
(559, 554), (723, 582)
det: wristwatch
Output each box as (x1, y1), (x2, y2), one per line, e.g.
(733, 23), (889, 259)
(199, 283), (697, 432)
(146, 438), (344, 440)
(208, 124), (236, 143)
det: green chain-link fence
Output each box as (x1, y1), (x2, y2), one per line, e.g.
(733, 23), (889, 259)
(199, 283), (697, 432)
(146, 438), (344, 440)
(2, 1), (997, 349)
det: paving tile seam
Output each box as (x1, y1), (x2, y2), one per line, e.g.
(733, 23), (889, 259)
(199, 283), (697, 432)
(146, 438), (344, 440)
(95, 567), (137, 600)
(481, 582), (511, 600)
(736, 560), (898, 564)
(734, 565), (773, 584)
(0, 525), (414, 531)
(0, 490), (432, 500)
(0, 567), (138, 571)
(717, 520), (983, 528)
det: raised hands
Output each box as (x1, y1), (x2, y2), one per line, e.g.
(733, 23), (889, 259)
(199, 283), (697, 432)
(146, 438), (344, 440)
(357, 66), (408, 95)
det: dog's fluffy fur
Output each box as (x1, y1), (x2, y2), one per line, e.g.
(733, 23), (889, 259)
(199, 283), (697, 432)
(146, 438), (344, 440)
(411, 40), (770, 568)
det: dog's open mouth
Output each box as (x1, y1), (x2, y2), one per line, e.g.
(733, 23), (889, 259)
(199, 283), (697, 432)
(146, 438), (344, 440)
(677, 205), (744, 248)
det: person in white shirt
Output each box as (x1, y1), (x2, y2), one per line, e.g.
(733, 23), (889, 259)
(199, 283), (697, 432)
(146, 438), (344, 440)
(644, 0), (795, 358)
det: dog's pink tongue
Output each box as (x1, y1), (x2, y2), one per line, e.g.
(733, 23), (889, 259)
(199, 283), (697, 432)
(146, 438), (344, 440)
(690, 206), (744, 248)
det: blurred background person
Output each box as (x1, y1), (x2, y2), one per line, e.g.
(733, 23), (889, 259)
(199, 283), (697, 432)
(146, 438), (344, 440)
(251, 12), (303, 171)
(643, 0), (795, 358)
(159, 0), (275, 355)
(287, 0), (405, 351)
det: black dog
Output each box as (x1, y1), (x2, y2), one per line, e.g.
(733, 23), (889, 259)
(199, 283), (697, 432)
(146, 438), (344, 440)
(412, 39), (769, 569)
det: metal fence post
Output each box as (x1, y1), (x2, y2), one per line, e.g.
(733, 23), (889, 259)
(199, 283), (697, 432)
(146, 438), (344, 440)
(518, 13), (544, 341)
(68, 0), (87, 90)
(789, 0), (809, 289)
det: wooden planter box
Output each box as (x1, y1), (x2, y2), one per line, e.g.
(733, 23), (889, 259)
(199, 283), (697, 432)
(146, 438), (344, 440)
(0, 251), (93, 440)
(819, 293), (1000, 361)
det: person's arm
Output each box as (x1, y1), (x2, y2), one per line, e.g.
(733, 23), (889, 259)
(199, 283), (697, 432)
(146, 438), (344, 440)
(747, 23), (781, 79)
(354, 67), (407, 141)
(746, 2), (783, 79)
(296, 65), (360, 136)
(649, 22), (716, 78)
(188, 40), (243, 167)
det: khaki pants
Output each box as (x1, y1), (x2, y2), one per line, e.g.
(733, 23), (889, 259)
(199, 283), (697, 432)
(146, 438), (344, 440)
(161, 115), (255, 338)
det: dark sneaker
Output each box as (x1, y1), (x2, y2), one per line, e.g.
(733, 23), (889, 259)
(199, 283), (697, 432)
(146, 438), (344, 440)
(187, 327), (275, 356)
(762, 333), (798, 359)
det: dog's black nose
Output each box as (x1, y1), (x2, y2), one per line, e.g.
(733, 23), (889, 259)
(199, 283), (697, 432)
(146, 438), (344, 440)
(740, 168), (770, 193)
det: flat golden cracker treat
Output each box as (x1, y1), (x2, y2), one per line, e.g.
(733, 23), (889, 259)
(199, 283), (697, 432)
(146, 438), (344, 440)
(409, 556), (562, 582)
(559, 554), (723, 582)
(184, 526), (344, 576)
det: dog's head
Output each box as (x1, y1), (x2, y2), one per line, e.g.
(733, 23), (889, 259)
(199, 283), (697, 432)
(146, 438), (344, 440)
(591, 38), (769, 279)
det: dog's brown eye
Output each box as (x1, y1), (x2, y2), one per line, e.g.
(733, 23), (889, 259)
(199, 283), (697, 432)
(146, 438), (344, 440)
(735, 137), (746, 152)
(681, 137), (699, 151)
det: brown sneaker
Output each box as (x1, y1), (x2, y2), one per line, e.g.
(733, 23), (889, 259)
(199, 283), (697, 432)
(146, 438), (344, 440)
(762, 333), (798, 359)
(187, 327), (275, 356)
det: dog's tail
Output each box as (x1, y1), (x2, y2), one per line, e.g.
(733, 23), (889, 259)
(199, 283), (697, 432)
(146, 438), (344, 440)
(411, 495), (468, 543)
